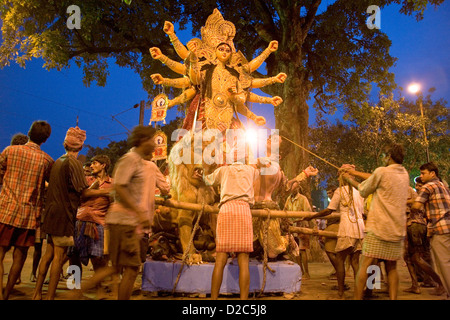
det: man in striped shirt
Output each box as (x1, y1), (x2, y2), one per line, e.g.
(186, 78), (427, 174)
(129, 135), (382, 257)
(0, 121), (53, 300)
(412, 162), (450, 298)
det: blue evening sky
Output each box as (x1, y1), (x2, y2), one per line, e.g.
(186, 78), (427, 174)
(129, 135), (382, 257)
(0, 3), (448, 160)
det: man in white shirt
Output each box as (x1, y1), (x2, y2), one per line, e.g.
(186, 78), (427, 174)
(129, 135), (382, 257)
(308, 170), (365, 299)
(204, 158), (260, 300)
(342, 143), (409, 300)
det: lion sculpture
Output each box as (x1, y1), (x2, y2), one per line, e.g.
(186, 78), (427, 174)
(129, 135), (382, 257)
(152, 132), (218, 264)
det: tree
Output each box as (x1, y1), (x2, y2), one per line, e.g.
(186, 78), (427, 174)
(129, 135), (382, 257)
(309, 92), (450, 187)
(0, 0), (444, 178)
(85, 139), (128, 173)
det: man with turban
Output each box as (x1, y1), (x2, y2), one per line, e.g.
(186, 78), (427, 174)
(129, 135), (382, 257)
(33, 126), (111, 300)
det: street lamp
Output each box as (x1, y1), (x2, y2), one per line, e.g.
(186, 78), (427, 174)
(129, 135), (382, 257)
(407, 83), (430, 162)
(407, 83), (420, 94)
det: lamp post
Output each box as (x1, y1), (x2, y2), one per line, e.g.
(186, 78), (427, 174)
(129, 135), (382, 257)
(407, 83), (430, 162)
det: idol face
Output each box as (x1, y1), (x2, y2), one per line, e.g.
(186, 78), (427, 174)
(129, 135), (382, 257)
(216, 44), (232, 63)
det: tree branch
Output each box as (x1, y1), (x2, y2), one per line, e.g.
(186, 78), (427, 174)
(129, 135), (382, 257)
(253, 0), (278, 42)
(68, 45), (141, 58)
(301, 0), (321, 42)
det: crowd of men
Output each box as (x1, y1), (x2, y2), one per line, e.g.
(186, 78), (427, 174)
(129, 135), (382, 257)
(0, 121), (169, 300)
(0, 120), (449, 300)
(306, 145), (449, 300)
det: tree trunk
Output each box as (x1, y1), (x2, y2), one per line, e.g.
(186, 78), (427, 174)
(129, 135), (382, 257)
(274, 68), (326, 263)
(275, 72), (310, 180)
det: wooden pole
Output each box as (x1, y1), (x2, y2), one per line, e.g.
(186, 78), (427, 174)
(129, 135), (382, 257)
(155, 198), (340, 220)
(139, 100), (145, 125)
(289, 226), (338, 238)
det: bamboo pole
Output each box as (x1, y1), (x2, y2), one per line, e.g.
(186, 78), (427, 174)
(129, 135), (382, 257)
(155, 198), (340, 220)
(289, 226), (338, 238)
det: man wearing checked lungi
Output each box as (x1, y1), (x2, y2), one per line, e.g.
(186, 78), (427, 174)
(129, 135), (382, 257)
(342, 143), (410, 300)
(203, 149), (267, 300)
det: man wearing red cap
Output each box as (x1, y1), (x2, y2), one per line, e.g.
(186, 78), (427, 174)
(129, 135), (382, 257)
(33, 126), (110, 300)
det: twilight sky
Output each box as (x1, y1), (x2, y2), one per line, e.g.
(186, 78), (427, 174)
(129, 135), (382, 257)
(0, 2), (448, 161)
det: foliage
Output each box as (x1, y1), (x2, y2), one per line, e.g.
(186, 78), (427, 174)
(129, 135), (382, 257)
(0, 0), (444, 180)
(309, 92), (450, 188)
(85, 139), (128, 173)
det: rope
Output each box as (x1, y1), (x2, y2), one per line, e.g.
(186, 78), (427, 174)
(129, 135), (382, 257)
(274, 129), (340, 170)
(282, 202), (308, 283)
(240, 104), (339, 170)
(285, 208), (302, 271)
(172, 203), (205, 294)
(258, 122), (340, 170)
(258, 208), (274, 297)
(337, 180), (363, 245)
